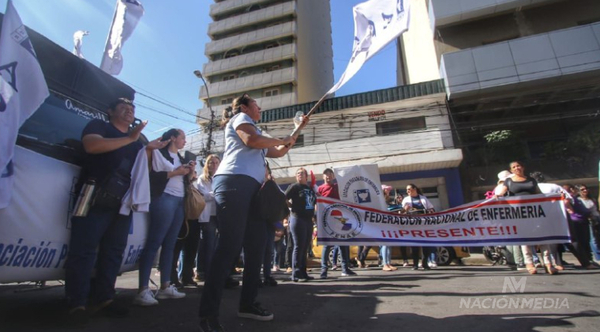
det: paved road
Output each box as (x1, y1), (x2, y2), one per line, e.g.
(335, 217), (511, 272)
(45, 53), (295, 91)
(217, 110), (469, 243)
(1, 254), (599, 332)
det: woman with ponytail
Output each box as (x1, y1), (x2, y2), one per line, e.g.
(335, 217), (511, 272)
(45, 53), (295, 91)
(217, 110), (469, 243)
(134, 129), (195, 306)
(198, 93), (306, 331)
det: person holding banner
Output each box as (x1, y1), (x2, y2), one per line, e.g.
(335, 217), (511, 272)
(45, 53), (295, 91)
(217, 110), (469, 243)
(317, 168), (357, 278)
(198, 94), (302, 332)
(402, 184), (435, 270)
(495, 161), (558, 275)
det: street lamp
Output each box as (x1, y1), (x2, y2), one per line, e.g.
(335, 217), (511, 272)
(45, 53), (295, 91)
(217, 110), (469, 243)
(194, 70), (215, 157)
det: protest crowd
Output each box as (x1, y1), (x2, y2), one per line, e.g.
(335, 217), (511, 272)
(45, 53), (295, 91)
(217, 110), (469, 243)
(58, 96), (599, 332)
(1, 1), (598, 331)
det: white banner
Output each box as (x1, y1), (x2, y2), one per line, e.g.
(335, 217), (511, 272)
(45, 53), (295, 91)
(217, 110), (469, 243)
(334, 164), (387, 210)
(317, 194), (570, 246)
(327, 0), (410, 95)
(0, 0), (50, 208)
(0, 146), (149, 283)
(100, 0), (144, 75)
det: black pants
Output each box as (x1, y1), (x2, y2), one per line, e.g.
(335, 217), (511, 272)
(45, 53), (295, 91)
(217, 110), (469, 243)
(571, 221), (592, 267)
(412, 247), (434, 267)
(171, 220), (201, 283)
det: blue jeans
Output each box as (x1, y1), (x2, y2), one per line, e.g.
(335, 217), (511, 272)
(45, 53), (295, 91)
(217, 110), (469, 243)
(430, 249), (438, 264)
(589, 221), (600, 261)
(262, 226), (275, 279)
(321, 245), (351, 272)
(65, 205), (132, 308)
(381, 246), (391, 265)
(273, 237), (286, 268)
(290, 214), (312, 279)
(139, 192), (185, 287)
(199, 175), (266, 318)
(197, 216), (218, 275)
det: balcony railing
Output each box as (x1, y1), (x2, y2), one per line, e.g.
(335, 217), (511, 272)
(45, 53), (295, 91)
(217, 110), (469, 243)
(208, 2), (295, 37)
(203, 44), (296, 77)
(205, 21), (295, 55)
(199, 67), (296, 99)
(210, 0), (281, 18)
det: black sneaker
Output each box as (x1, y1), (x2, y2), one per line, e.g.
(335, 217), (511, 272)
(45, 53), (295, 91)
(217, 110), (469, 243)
(320, 270), (328, 279)
(199, 317), (224, 332)
(263, 277), (278, 287)
(224, 277), (240, 289)
(238, 302), (274, 321)
(341, 269), (357, 277)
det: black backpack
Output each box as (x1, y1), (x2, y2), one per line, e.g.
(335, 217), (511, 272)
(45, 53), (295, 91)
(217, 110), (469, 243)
(256, 179), (289, 225)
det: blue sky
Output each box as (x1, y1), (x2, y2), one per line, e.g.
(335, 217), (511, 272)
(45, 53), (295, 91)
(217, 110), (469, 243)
(1, 0), (398, 137)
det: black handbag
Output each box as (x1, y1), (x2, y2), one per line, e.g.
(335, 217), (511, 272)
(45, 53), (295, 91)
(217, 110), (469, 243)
(93, 161), (131, 209)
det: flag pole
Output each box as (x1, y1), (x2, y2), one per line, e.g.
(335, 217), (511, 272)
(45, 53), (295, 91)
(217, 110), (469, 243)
(290, 92), (329, 138)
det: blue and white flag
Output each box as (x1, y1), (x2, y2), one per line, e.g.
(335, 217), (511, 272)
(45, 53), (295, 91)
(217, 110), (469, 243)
(100, 0), (144, 75)
(328, 0), (410, 95)
(0, 0), (49, 208)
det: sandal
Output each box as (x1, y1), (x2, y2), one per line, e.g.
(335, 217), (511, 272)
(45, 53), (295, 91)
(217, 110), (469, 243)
(526, 264), (537, 274)
(545, 264), (558, 275)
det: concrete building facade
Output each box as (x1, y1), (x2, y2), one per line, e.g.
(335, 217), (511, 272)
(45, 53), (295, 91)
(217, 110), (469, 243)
(196, 0), (333, 128)
(398, 0), (600, 200)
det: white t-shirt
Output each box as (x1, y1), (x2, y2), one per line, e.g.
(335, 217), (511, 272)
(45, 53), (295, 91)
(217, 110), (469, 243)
(163, 151), (184, 197)
(215, 113), (268, 183)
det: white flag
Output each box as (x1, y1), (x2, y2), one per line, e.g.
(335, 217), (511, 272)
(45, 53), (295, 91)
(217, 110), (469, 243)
(328, 0), (411, 95)
(0, 0), (50, 208)
(72, 30), (89, 59)
(100, 0), (144, 75)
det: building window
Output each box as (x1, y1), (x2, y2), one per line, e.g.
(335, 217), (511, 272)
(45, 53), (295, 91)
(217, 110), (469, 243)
(265, 65), (280, 72)
(264, 89), (279, 97)
(376, 116), (426, 135)
(224, 51), (239, 59)
(265, 43), (279, 49)
(221, 97), (234, 105)
(222, 74), (237, 81)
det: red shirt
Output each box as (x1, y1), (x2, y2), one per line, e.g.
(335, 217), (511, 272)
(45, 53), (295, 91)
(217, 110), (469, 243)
(318, 182), (340, 199)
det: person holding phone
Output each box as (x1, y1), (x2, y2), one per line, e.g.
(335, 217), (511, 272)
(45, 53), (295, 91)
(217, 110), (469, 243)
(134, 129), (195, 306)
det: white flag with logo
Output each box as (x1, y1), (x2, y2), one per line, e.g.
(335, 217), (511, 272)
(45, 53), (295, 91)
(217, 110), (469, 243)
(328, 0), (411, 95)
(0, 0), (50, 208)
(72, 30), (89, 59)
(334, 164), (387, 211)
(100, 0), (144, 75)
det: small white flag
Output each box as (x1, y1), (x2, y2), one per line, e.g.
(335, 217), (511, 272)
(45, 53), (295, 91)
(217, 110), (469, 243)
(0, 0), (50, 208)
(328, 0), (411, 95)
(72, 30), (89, 59)
(100, 0), (144, 75)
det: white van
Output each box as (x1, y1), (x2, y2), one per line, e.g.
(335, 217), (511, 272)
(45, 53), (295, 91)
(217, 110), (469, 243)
(0, 15), (149, 283)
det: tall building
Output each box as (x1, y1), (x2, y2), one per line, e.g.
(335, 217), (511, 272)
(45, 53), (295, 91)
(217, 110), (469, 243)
(195, 0), (334, 129)
(398, 0), (600, 199)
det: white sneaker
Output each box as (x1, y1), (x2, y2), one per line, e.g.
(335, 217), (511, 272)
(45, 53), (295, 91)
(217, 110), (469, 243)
(133, 289), (158, 306)
(429, 262), (438, 268)
(156, 285), (186, 299)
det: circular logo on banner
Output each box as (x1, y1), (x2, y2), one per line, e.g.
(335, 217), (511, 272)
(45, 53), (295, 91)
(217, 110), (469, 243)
(321, 203), (363, 240)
